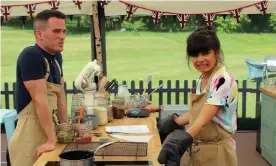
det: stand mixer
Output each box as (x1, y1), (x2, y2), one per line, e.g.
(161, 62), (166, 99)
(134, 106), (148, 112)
(74, 59), (102, 91)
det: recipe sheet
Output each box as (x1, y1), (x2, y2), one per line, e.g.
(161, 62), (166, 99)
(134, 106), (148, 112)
(105, 125), (150, 134)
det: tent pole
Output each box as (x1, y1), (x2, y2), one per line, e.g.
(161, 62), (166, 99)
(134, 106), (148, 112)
(98, 2), (107, 76)
(91, 1), (107, 76)
(90, 16), (96, 62)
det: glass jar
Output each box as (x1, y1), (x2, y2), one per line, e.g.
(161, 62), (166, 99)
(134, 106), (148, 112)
(57, 123), (75, 144)
(94, 92), (109, 108)
(74, 123), (91, 138)
(84, 88), (96, 108)
(112, 98), (125, 119)
(71, 93), (85, 119)
(94, 106), (108, 125)
(107, 105), (113, 122)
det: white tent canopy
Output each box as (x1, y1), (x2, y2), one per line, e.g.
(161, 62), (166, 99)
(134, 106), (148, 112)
(1, 0), (276, 18)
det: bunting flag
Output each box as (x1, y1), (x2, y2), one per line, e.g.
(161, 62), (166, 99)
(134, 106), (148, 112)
(230, 8), (242, 23)
(73, 0), (82, 10)
(48, 0), (60, 10)
(202, 13), (216, 26)
(1, 6), (11, 21)
(152, 11), (163, 24)
(255, 0), (268, 15)
(100, 0), (111, 8)
(126, 4), (138, 19)
(24, 4), (36, 20)
(176, 14), (190, 28)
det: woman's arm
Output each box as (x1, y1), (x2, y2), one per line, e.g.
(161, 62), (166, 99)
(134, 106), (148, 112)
(174, 112), (190, 126)
(186, 104), (221, 138)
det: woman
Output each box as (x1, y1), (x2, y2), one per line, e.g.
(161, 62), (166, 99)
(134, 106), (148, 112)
(157, 26), (238, 166)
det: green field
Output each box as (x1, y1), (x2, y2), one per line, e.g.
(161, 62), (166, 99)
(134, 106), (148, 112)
(1, 26), (275, 118)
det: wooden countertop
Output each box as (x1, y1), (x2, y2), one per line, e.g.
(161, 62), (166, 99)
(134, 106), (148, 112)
(33, 112), (162, 166)
(259, 86), (276, 98)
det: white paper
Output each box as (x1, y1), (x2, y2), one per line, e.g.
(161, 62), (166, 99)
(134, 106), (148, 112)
(267, 60), (276, 66)
(109, 134), (153, 143)
(105, 125), (150, 134)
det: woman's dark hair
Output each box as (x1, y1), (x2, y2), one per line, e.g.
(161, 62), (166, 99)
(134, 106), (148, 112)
(186, 26), (224, 67)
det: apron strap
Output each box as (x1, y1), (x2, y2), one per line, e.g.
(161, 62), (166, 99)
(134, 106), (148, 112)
(204, 65), (221, 92)
(54, 59), (62, 77)
(43, 57), (50, 81)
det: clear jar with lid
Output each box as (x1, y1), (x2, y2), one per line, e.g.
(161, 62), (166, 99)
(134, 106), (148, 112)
(94, 92), (109, 108)
(71, 93), (85, 119)
(57, 123), (75, 144)
(84, 88), (96, 108)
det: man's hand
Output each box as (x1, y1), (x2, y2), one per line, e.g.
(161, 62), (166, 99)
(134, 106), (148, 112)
(157, 114), (185, 143)
(158, 129), (193, 166)
(36, 139), (57, 158)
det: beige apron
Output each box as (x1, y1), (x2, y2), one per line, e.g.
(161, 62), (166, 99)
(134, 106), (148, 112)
(180, 66), (237, 166)
(8, 58), (62, 166)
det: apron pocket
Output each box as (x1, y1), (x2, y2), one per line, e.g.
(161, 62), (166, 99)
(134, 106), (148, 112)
(195, 144), (218, 166)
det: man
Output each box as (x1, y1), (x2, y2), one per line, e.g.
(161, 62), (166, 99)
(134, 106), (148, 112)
(8, 9), (68, 166)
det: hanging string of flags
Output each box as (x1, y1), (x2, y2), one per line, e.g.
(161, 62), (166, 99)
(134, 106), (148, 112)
(0, 0), (270, 28)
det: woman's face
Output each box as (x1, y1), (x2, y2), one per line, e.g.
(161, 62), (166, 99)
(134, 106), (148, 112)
(191, 49), (217, 74)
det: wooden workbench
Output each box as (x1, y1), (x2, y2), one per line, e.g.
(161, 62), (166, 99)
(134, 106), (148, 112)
(33, 113), (162, 166)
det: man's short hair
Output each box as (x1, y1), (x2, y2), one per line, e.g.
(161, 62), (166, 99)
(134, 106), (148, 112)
(34, 10), (66, 29)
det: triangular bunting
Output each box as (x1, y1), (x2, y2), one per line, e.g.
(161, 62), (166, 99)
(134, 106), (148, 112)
(230, 8), (242, 23)
(24, 4), (36, 20)
(100, 0), (111, 8)
(48, 0), (60, 10)
(202, 13), (216, 26)
(255, 0), (268, 15)
(176, 14), (190, 29)
(126, 4), (138, 19)
(1, 6), (12, 22)
(73, 0), (82, 10)
(68, 15), (73, 21)
(152, 11), (163, 24)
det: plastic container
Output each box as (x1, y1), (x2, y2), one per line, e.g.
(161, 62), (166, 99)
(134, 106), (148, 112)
(57, 123), (75, 144)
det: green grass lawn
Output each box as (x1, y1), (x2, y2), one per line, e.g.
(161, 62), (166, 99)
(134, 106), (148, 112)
(1, 26), (276, 118)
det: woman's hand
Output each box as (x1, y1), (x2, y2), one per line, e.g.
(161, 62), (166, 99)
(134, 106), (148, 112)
(157, 113), (184, 143)
(158, 129), (193, 166)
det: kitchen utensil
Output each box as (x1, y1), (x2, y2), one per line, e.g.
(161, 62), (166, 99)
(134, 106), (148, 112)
(59, 141), (117, 166)
(92, 132), (103, 137)
(142, 75), (152, 96)
(147, 84), (163, 99)
(77, 105), (84, 124)
(104, 78), (116, 91)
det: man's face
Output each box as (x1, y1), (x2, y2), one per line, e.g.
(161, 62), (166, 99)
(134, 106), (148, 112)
(38, 17), (66, 54)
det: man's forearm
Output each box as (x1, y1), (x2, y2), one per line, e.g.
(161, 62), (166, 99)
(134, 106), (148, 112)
(57, 77), (68, 123)
(57, 88), (68, 123)
(35, 101), (56, 142)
